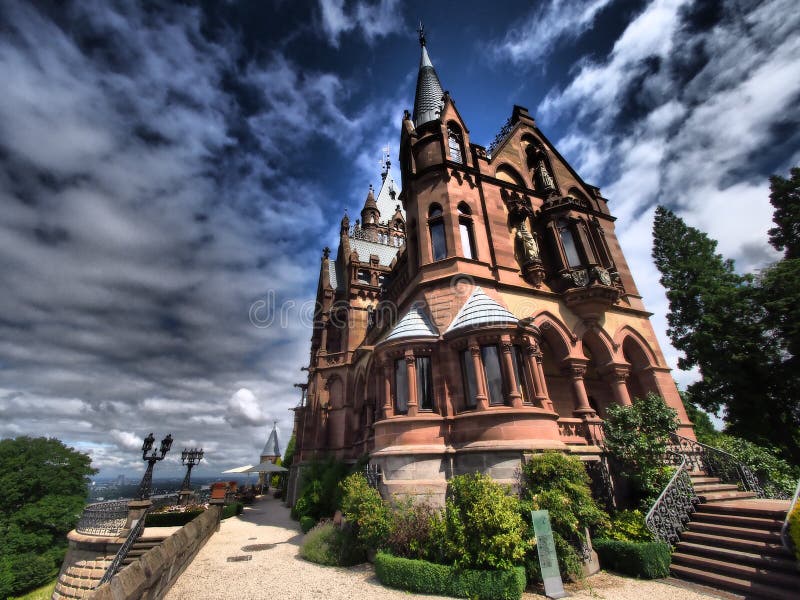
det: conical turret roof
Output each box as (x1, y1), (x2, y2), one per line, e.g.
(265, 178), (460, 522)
(261, 422), (280, 458)
(413, 34), (444, 128)
(445, 287), (518, 333)
(385, 303), (438, 341)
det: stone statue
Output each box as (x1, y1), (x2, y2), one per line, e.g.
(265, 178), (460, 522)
(516, 224), (540, 264)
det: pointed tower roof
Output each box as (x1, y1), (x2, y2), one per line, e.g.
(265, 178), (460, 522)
(375, 166), (402, 222)
(261, 422), (280, 458)
(413, 25), (444, 128)
(385, 303), (438, 341)
(363, 185), (377, 211)
(445, 287), (518, 333)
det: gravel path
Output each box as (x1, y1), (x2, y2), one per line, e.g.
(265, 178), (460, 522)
(165, 496), (720, 600)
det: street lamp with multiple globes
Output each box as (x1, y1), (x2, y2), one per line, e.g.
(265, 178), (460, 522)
(179, 447), (204, 504)
(136, 432), (173, 500)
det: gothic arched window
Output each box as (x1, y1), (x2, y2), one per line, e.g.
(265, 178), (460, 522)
(447, 124), (463, 164)
(428, 204), (447, 261)
(458, 202), (476, 260)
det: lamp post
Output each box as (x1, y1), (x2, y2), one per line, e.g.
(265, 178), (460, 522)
(179, 447), (204, 504)
(136, 432), (173, 501)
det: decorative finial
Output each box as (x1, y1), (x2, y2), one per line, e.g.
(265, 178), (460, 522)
(417, 21), (426, 47)
(323, 247), (330, 259)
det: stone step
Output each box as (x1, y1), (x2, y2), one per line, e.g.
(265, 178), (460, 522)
(691, 510), (784, 531)
(672, 552), (800, 588)
(675, 541), (798, 574)
(693, 482), (740, 493)
(697, 490), (758, 503)
(670, 564), (798, 600)
(687, 521), (783, 543)
(689, 476), (721, 484)
(695, 501), (789, 520)
(680, 531), (789, 557)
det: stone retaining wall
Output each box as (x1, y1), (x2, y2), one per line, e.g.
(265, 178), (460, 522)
(86, 505), (222, 600)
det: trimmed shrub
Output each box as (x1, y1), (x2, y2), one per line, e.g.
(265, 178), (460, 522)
(386, 498), (440, 560)
(299, 521), (365, 566)
(597, 510), (653, 542)
(374, 552), (526, 600)
(518, 452), (609, 580)
(299, 515), (316, 533)
(145, 509), (205, 527)
(788, 505), (800, 561)
(593, 539), (671, 579)
(221, 502), (243, 520)
(339, 473), (392, 552)
(291, 459), (350, 522)
(443, 473), (528, 570)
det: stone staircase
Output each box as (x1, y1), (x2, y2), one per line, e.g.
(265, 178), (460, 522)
(117, 531), (169, 572)
(670, 472), (798, 599)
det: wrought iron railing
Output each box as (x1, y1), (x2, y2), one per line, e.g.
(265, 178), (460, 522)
(645, 451), (698, 544)
(98, 504), (152, 586)
(76, 500), (129, 536)
(668, 432), (766, 497)
(364, 463), (382, 489)
(781, 478), (800, 554)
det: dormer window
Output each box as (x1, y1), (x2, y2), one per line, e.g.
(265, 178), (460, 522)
(448, 124), (463, 164)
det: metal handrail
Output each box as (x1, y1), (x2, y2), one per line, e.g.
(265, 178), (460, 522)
(669, 432), (764, 497)
(98, 505), (152, 586)
(645, 451), (699, 544)
(76, 500), (129, 536)
(781, 478), (800, 554)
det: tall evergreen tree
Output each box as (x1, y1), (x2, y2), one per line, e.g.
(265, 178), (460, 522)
(652, 205), (799, 463)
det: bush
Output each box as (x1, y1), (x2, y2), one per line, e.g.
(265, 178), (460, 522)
(788, 505), (800, 561)
(145, 509), (204, 527)
(596, 510), (653, 542)
(443, 473), (528, 571)
(291, 459), (350, 522)
(221, 502), (243, 520)
(518, 452), (609, 580)
(339, 473), (392, 552)
(374, 552), (526, 600)
(593, 539), (671, 579)
(603, 393), (679, 508)
(299, 521), (364, 566)
(299, 515), (316, 533)
(0, 553), (54, 599)
(703, 433), (799, 497)
(386, 498), (440, 560)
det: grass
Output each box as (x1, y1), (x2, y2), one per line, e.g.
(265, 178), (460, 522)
(11, 579), (57, 600)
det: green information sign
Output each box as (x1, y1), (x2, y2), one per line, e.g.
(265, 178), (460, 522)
(531, 509), (568, 599)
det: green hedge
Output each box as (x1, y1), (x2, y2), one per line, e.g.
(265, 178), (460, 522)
(300, 515), (316, 533)
(144, 509), (205, 527)
(374, 552), (525, 600)
(593, 539), (671, 579)
(221, 502), (244, 520)
(788, 505), (800, 561)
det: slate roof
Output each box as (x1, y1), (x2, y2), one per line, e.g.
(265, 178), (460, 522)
(351, 238), (401, 266)
(385, 303), (439, 341)
(375, 168), (403, 222)
(261, 423), (280, 458)
(413, 44), (444, 128)
(445, 286), (518, 333)
(327, 260), (340, 290)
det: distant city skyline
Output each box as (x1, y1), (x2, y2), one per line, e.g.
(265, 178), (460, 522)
(0, 0), (798, 477)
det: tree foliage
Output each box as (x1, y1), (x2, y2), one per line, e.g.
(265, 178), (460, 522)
(0, 437), (96, 598)
(652, 175), (800, 464)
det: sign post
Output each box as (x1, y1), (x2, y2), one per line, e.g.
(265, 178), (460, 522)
(531, 509), (568, 598)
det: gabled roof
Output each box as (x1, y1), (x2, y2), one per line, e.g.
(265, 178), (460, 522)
(375, 168), (403, 222)
(445, 287), (518, 333)
(261, 423), (280, 458)
(385, 303), (438, 341)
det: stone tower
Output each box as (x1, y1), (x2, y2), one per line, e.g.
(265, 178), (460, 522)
(287, 31), (693, 505)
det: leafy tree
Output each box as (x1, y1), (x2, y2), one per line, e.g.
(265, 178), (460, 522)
(282, 433), (296, 469)
(679, 389), (717, 443)
(652, 203), (800, 463)
(767, 167), (800, 259)
(0, 437), (96, 598)
(602, 393), (679, 508)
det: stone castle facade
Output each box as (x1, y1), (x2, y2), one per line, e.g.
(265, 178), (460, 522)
(287, 32), (693, 504)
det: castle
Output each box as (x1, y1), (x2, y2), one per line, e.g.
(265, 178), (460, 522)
(287, 30), (693, 504)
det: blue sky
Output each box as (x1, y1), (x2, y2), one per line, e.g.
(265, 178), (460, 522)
(0, 0), (798, 477)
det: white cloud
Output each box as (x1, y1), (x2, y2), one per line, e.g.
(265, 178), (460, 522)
(317, 0), (404, 48)
(109, 430), (142, 452)
(493, 0), (613, 67)
(225, 388), (268, 428)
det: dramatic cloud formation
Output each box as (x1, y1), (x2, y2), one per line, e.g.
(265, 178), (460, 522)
(529, 0), (800, 388)
(317, 0), (404, 48)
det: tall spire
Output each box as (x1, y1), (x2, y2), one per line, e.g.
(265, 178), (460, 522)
(413, 23), (444, 129)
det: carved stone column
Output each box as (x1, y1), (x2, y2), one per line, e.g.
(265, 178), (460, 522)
(564, 361), (595, 417)
(470, 342), (488, 410)
(382, 361), (394, 418)
(500, 337), (523, 408)
(524, 340), (553, 411)
(405, 351), (418, 417)
(605, 365), (632, 406)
